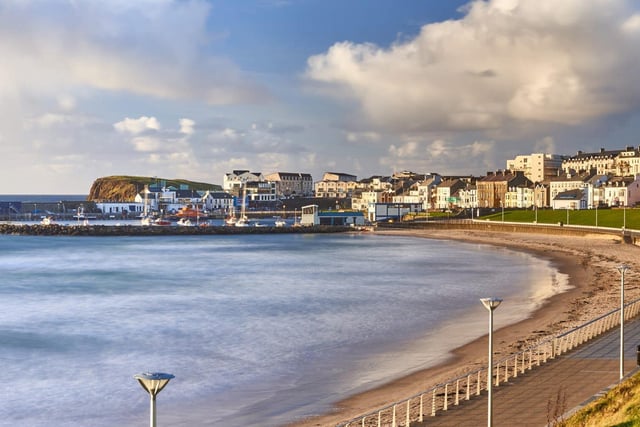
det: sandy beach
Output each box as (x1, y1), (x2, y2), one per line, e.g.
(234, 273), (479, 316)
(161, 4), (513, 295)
(292, 228), (640, 427)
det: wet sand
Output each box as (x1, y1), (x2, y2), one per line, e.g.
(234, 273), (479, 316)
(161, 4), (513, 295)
(292, 228), (640, 426)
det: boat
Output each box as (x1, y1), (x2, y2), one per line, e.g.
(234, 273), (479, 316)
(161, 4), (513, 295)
(235, 183), (250, 227)
(40, 216), (55, 226)
(141, 185), (152, 226)
(152, 218), (172, 226)
(176, 205), (202, 219)
(224, 207), (237, 226)
(275, 205), (287, 227)
(177, 218), (193, 227)
(235, 217), (250, 227)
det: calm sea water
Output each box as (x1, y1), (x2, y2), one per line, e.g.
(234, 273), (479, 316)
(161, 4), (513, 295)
(0, 233), (567, 426)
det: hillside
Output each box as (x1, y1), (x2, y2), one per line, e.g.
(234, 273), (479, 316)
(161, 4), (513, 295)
(88, 176), (222, 201)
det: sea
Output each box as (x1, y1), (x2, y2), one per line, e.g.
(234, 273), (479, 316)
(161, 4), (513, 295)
(0, 197), (570, 427)
(0, 195), (88, 203)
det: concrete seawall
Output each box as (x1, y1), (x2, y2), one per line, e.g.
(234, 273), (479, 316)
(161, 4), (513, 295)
(378, 220), (636, 241)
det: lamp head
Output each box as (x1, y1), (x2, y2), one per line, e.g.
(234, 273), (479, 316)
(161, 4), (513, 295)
(617, 265), (630, 274)
(134, 372), (174, 397)
(480, 297), (503, 311)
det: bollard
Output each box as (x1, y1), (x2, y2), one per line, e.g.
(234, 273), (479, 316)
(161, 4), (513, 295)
(637, 345), (640, 366)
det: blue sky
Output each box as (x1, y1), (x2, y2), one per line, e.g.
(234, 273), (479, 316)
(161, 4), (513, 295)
(2, 0), (640, 193)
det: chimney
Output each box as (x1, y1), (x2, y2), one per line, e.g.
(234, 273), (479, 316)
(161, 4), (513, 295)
(600, 148), (605, 153)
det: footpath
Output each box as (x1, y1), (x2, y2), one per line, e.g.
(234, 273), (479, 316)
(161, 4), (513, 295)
(412, 318), (640, 426)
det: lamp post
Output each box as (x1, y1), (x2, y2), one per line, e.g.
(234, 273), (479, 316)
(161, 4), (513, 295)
(618, 266), (629, 380)
(596, 203), (598, 227)
(500, 200), (504, 222)
(481, 297), (502, 427)
(134, 372), (175, 427)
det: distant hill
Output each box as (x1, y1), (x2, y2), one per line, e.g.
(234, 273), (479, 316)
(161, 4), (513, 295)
(88, 176), (223, 202)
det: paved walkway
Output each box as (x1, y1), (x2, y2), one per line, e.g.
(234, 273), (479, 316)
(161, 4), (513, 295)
(412, 318), (640, 426)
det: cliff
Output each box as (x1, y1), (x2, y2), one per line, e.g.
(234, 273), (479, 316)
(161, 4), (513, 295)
(88, 176), (222, 201)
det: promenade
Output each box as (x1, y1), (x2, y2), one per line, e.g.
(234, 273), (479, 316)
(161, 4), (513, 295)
(413, 318), (640, 426)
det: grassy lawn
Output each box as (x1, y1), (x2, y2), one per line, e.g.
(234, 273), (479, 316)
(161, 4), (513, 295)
(480, 208), (639, 230)
(561, 371), (640, 426)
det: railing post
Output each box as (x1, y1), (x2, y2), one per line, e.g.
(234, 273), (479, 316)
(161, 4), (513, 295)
(444, 383), (449, 411)
(392, 404), (396, 427)
(431, 388), (436, 416)
(476, 371), (481, 396)
(419, 394), (424, 422)
(406, 399), (410, 427)
(466, 374), (471, 400)
(455, 379), (460, 405)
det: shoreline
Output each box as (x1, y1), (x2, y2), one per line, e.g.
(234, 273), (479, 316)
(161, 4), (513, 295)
(292, 228), (640, 426)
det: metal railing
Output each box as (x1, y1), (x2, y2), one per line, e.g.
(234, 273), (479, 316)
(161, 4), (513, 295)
(337, 297), (640, 427)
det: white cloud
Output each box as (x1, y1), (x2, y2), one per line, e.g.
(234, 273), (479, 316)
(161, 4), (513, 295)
(114, 116), (161, 135)
(180, 118), (195, 135)
(306, 0), (640, 132)
(0, 1), (269, 104)
(130, 136), (162, 152)
(346, 131), (381, 142)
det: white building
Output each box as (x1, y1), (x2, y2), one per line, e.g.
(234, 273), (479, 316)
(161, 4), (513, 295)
(552, 189), (588, 210)
(95, 202), (144, 217)
(315, 172), (358, 198)
(506, 153), (564, 183)
(602, 175), (640, 207)
(223, 170), (265, 194)
(201, 191), (234, 213)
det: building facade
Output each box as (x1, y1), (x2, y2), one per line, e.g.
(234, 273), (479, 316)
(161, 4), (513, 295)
(264, 172), (314, 197)
(506, 153), (564, 183)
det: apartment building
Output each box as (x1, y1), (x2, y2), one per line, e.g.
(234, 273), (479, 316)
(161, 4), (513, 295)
(264, 172), (314, 197)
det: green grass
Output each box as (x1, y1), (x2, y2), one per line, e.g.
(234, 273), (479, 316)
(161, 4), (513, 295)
(562, 371), (640, 426)
(481, 208), (638, 230)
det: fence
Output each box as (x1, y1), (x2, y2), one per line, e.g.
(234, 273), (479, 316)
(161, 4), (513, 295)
(337, 297), (640, 427)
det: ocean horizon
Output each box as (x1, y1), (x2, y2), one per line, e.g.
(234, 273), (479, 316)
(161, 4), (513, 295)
(0, 194), (88, 203)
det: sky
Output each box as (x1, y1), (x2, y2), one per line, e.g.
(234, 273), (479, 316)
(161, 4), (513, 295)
(2, 0), (640, 194)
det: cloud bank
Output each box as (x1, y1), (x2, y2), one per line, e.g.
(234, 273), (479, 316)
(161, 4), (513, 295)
(306, 0), (640, 133)
(0, 0), (268, 104)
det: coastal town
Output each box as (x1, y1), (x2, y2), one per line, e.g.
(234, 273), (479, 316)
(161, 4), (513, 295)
(2, 146), (639, 227)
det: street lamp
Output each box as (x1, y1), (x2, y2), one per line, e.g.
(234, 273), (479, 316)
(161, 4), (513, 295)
(481, 297), (502, 427)
(134, 372), (175, 427)
(618, 266), (629, 380)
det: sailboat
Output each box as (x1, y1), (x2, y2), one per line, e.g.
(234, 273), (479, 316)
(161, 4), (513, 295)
(275, 204), (286, 227)
(224, 205), (237, 226)
(140, 185), (152, 226)
(235, 183), (250, 227)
